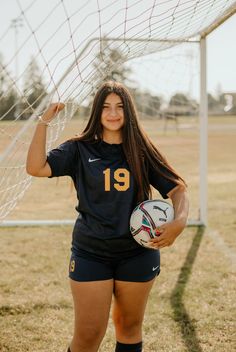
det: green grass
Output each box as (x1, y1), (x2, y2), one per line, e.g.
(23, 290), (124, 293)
(0, 116), (236, 351)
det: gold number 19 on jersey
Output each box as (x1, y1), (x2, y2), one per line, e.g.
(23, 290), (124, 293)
(103, 168), (130, 191)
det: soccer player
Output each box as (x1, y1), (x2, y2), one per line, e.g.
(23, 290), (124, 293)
(26, 81), (189, 352)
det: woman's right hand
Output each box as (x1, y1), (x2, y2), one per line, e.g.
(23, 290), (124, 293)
(41, 102), (65, 123)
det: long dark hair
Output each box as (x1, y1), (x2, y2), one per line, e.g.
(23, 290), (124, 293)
(73, 81), (186, 201)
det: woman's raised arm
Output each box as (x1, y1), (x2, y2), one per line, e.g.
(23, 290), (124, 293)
(26, 103), (65, 177)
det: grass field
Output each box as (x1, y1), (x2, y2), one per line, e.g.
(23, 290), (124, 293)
(0, 116), (236, 351)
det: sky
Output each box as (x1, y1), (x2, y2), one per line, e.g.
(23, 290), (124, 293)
(0, 0), (235, 102)
(127, 12), (236, 100)
(207, 12), (236, 96)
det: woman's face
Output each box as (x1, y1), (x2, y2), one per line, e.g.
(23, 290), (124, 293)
(101, 93), (125, 133)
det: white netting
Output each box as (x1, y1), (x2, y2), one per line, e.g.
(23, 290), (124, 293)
(0, 0), (235, 220)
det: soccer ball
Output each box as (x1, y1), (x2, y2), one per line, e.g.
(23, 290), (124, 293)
(130, 199), (174, 248)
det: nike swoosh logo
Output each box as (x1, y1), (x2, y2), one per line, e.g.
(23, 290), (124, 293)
(88, 158), (101, 163)
(152, 266), (159, 271)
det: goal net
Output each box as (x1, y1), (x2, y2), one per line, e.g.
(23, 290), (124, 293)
(0, 0), (235, 222)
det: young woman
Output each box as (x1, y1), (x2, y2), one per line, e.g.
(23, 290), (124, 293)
(26, 81), (189, 352)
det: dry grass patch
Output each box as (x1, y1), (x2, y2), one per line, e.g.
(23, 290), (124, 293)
(0, 225), (235, 351)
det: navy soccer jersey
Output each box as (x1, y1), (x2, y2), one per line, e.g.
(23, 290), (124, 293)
(47, 139), (177, 258)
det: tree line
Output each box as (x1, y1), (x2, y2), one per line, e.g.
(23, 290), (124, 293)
(0, 48), (235, 121)
(0, 54), (47, 120)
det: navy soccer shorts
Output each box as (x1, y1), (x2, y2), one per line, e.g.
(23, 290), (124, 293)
(69, 249), (160, 282)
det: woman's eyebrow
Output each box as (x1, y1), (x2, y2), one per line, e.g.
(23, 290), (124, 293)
(103, 102), (123, 105)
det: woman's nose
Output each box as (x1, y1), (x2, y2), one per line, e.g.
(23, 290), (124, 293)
(110, 107), (117, 116)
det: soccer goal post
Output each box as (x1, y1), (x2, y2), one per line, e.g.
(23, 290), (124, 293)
(0, 36), (211, 228)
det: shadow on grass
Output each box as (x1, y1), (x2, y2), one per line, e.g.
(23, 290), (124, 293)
(170, 226), (205, 352)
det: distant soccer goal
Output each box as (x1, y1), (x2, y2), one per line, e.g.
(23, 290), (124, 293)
(0, 0), (235, 225)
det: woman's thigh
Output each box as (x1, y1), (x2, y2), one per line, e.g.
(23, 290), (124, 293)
(113, 278), (155, 322)
(112, 279), (156, 342)
(70, 278), (114, 334)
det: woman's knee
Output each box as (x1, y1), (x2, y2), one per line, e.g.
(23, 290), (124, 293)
(113, 315), (143, 337)
(74, 323), (106, 343)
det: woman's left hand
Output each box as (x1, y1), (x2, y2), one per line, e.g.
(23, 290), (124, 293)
(149, 184), (189, 250)
(148, 218), (186, 249)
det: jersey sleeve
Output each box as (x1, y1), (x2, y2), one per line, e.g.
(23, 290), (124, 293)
(47, 140), (78, 178)
(148, 160), (178, 199)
